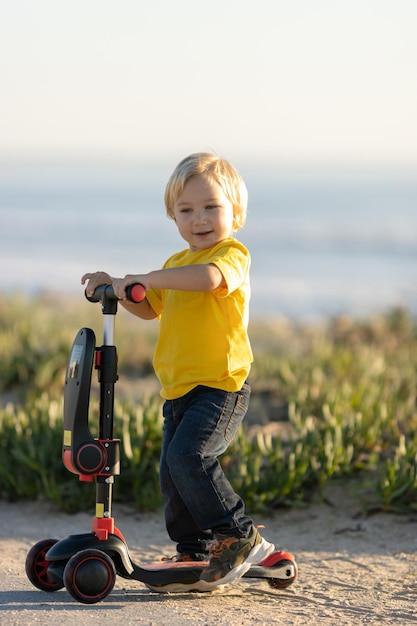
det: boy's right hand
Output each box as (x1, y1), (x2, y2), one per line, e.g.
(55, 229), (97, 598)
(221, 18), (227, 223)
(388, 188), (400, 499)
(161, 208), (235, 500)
(81, 271), (114, 297)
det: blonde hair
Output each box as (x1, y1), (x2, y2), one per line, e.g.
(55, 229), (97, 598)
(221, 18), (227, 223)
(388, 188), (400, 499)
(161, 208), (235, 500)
(164, 152), (248, 232)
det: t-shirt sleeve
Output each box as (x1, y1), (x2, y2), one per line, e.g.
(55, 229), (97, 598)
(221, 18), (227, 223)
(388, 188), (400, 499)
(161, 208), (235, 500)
(210, 244), (250, 297)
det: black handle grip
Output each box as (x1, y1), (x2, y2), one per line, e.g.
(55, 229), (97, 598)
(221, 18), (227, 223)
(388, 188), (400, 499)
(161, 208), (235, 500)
(85, 283), (146, 304)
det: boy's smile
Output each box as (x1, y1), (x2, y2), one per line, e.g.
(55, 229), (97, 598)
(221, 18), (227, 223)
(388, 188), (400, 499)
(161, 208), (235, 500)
(173, 175), (235, 252)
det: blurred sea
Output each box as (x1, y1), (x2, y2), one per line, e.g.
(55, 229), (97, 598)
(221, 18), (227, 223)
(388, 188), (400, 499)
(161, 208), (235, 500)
(1, 170), (416, 320)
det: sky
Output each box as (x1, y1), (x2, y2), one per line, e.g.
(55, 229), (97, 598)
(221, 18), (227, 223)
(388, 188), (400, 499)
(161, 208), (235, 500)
(1, 0), (417, 176)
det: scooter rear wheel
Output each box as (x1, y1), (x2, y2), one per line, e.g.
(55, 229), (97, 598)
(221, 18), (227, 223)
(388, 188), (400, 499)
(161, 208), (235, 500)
(25, 538), (64, 592)
(63, 549), (116, 604)
(268, 555), (298, 589)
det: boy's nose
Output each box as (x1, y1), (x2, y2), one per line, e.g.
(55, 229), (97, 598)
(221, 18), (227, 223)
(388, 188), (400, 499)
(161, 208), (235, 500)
(194, 211), (207, 224)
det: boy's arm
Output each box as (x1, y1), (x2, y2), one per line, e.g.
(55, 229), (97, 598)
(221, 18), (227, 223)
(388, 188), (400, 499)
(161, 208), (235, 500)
(113, 264), (224, 301)
(81, 264), (225, 320)
(119, 298), (157, 320)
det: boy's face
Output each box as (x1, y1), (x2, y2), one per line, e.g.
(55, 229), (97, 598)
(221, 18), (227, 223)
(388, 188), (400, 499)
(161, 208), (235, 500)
(172, 175), (235, 252)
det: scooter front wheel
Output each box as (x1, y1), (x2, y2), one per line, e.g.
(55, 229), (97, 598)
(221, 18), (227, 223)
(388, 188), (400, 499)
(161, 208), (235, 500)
(25, 538), (64, 592)
(63, 549), (116, 604)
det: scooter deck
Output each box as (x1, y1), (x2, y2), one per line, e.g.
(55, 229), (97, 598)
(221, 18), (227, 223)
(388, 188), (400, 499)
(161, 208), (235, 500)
(46, 531), (295, 589)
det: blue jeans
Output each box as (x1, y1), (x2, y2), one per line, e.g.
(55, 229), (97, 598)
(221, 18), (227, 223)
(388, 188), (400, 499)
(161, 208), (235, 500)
(160, 382), (253, 555)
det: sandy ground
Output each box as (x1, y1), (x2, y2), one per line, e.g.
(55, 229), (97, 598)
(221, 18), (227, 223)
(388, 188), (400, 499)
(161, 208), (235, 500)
(1, 487), (417, 625)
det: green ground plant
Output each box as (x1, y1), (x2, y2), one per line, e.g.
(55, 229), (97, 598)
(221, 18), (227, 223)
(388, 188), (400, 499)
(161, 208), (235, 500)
(0, 292), (416, 514)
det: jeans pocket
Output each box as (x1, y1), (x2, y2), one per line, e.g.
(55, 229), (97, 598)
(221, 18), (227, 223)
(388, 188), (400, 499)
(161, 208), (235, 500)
(224, 383), (251, 444)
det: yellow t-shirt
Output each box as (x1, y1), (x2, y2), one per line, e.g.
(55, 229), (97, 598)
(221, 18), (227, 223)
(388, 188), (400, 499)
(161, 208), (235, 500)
(145, 238), (253, 399)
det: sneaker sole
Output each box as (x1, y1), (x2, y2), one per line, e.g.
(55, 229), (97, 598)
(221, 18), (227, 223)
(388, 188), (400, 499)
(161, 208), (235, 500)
(198, 537), (275, 590)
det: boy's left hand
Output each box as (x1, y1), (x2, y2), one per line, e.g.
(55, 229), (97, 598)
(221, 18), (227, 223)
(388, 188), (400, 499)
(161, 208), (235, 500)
(112, 274), (146, 300)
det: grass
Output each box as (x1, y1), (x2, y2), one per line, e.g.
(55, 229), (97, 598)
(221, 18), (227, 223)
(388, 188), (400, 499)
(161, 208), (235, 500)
(1, 291), (416, 514)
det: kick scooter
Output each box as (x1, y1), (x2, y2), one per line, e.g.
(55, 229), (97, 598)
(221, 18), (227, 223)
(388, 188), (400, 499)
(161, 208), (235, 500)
(25, 284), (298, 604)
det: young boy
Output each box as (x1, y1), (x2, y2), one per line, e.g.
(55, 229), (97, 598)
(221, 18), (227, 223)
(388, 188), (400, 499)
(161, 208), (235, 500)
(81, 152), (275, 590)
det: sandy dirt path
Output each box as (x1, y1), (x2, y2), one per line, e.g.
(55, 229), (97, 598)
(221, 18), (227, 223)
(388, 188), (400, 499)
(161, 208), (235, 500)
(1, 488), (417, 625)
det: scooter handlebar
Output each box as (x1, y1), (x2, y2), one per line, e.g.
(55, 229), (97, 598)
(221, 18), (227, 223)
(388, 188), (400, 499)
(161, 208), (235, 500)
(125, 283), (147, 303)
(85, 283), (146, 304)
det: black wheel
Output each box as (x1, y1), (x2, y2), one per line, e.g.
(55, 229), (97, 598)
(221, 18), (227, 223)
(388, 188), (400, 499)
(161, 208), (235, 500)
(268, 556), (298, 589)
(25, 538), (64, 592)
(63, 549), (116, 604)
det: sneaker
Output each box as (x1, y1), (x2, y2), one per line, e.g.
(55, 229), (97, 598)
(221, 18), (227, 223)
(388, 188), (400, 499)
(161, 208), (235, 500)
(198, 525), (275, 589)
(162, 552), (208, 563)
